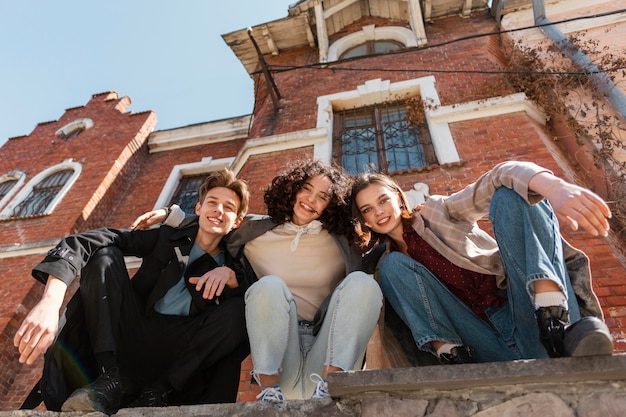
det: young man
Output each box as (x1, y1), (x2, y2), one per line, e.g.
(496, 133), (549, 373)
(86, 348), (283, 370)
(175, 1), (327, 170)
(14, 169), (250, 415)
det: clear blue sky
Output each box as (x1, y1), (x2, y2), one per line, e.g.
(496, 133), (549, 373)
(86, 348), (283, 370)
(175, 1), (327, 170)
(0, 1), (289, 146)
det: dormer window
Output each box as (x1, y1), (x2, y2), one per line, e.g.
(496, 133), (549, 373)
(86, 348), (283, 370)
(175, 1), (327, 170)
(56, 118), (94, 140)
(340, 39), (403, 60)
(328, 25), (418, 62)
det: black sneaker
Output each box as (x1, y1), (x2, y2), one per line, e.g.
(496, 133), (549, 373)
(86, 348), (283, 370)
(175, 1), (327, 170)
(439, 345), (477, 364)
(535, 306), (569, 358)
(564, 316), (614, 357)
(131, 383), (172, 407)
(61, 367), (122, 415)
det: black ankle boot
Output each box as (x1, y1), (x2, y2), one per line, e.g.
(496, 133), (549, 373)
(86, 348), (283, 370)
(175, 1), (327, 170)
(535, 306), (569, 358)
(439, 345), (477, 365)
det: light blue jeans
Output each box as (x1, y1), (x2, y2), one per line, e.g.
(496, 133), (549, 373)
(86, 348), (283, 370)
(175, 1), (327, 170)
(245, 271), (382, 399)
(379, 187), (581, 362)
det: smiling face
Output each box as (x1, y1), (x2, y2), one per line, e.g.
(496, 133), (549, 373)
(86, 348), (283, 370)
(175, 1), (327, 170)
(195, 186), (242, 239)
(291, 174), (332, 226)
(355, 183), (404, 241)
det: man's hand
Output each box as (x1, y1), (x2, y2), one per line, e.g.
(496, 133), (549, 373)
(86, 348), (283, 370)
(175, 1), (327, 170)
(130, 208), (168, 230)
(188, 267), (239, 300)
(13, 277), (66, 365)
(529, 172), (611, 237)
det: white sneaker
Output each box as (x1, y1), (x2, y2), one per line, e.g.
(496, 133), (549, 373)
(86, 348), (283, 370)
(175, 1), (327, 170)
(310, 373), (330, 399)
(256, 385), (284, 402)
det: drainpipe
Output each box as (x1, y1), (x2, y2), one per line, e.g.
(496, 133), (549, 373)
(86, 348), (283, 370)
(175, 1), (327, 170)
(532, 0), (626, 119)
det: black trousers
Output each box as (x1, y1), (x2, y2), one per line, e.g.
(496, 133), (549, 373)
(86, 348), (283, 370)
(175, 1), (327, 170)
(77, 246), (248, 404)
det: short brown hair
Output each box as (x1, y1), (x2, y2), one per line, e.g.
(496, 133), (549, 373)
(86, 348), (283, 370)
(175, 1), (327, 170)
(198, 169), (249, 217)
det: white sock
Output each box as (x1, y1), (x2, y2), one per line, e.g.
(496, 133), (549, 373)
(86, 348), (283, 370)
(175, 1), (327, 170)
(534, 291), (567, 310)
(436, 343), (460, 356)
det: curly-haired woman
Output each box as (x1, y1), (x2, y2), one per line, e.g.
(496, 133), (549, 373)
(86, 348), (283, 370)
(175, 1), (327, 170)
(133, 160), (382, 401)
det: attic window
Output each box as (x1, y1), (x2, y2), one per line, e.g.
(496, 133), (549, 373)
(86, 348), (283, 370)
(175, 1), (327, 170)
(328, 26), (418, 62)
(56, 118), (94, 140)
(340, 39), (403, 60)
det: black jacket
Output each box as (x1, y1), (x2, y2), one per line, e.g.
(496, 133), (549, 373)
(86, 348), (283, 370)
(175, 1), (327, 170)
(33, 224), (250, 315)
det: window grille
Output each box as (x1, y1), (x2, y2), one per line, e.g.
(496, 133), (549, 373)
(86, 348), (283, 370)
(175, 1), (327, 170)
(169, 173), (207, 214)
(12, 169), (73, 217)
(0, 179), (18, 200)
(333, 101), (436, 174)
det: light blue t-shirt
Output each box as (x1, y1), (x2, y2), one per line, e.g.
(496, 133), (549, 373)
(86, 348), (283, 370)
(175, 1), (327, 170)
(154, 244), (224, 316)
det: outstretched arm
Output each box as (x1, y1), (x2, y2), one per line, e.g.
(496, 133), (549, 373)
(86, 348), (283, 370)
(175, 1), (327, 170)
(13, 276), (67, 365)
(529, 171), (611, 237)
(130, 207), (169, 230)
(130, 205), (187, 230)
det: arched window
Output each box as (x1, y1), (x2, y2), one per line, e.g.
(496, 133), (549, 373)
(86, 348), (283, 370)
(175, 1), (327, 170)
(1, 160), (82, 219)
(11, 170), (73, 217)
(56, 118), (94, 140)
(0, 179), (18, 202)
(0, 169), (26, 211)
(339, 39), (404, 60)
(327, 25), (417, 62)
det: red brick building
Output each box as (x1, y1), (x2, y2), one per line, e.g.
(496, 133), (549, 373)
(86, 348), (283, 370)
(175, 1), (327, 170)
(1, 0), (624, 410)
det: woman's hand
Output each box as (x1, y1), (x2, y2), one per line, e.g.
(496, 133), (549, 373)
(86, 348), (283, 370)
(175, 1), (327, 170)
(529, 172), (611, 237)
(188, 266), (239, 300)
(130, 208), (168, 230)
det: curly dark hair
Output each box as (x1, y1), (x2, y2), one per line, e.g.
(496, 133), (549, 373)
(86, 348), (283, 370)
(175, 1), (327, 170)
(264, 160), (353, 237)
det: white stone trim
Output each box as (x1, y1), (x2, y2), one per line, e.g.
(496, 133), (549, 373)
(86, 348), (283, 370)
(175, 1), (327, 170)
(148, 116), (251, 153)
(327, 25), (418, 62)
(315, 78), (548, 167)
(315, 76), (461, 165)
(231, 128), (328, 173)
(0, 159), (82, 219)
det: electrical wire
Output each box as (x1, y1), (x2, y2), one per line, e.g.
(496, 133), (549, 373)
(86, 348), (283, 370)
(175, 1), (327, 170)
(251, 7), (626, 77)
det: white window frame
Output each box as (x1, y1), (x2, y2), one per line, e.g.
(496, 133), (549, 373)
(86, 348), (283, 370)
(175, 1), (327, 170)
(55, 118), (94, 139)
(0, 159), (82, 219)
(327, 25), (418, 62)
(152, 157), (236, 210)
(315, 76), (461, 166)
(0, 169), (26, 211)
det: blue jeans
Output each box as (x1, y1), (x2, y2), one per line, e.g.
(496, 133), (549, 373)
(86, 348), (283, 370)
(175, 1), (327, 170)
(245, 272), (382, 399)
(379, 187), (581, 362)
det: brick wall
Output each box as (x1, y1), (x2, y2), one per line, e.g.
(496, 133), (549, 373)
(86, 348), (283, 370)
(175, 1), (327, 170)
(1, 8), (625, 412)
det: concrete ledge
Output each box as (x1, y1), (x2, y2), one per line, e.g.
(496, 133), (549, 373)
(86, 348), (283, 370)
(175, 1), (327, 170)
(2, 355), (625, 416)
(328, 354), (626, 397)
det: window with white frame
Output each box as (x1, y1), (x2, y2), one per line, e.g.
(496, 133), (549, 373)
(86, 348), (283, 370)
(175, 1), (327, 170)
(169, 173), (209, 214)
(328, 25), (418, 62)
(340, 39), (404, 60)
(11, 170), (73, 217)
(314, 77), (460, 172)
(0, 169), (26, 210)
(0, 179), (18, 200)
(153, 157), (235, 213)
(55, 118), (94, 140)
(1, 160), (82, 219)
(333, 100), (435, 174)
